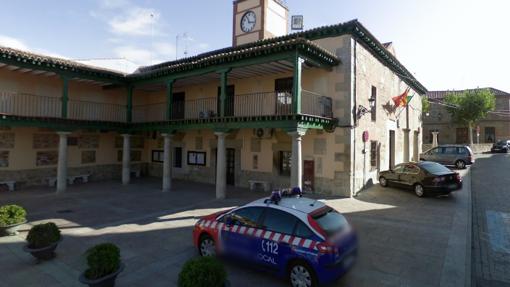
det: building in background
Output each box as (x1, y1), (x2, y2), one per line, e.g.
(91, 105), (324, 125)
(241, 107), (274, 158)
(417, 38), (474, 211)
(423, 88), (510, 146)
(0, 0), (426, 197)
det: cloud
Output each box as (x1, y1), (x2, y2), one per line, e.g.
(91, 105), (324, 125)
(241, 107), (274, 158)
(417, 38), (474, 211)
(0, 35), (29, 51)
(114, 46), (153, 65)
(109, 7), (160, 36)
(99, 0), (129, 9)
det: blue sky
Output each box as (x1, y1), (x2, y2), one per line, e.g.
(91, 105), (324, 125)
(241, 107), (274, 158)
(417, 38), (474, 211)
(0, 0), (508, 92)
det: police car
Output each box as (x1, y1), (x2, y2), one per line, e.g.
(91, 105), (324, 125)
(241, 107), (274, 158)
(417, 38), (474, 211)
(192, 188), (358, 287)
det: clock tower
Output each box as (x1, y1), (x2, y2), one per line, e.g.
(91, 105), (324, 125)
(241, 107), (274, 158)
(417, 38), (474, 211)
(233, 0), (289, 46)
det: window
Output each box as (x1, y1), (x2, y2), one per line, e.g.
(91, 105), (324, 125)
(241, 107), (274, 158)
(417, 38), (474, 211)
(275, 77), (293, 114)
(294, 221), (314, 238)
(484, 127), (495, 143)
(174, 147), (182, 168)
(444, 147), (457, 154)
(312, 208), (349, 236)
(279, 151), (292, 176)
(404, 164), (420, 174)
(227, 207), (264, 228)
(260, 208), (297, 234)
(371, 86), (377, 121)
(393, 164), (405, 173)
(370, 141), (378, 169)
(187, 151), (206, 166)
(151, 150), (164, 163)
(457, 147), (468, 155)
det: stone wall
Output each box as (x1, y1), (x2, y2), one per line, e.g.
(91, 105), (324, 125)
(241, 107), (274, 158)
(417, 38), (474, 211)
(0, 163), (147, 189)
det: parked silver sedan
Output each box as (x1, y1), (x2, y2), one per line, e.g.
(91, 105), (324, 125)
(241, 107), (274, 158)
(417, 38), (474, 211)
(419, 145), (474, 169)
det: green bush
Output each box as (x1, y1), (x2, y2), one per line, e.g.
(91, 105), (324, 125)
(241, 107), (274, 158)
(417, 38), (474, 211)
(26, 222), (61, 248)
(178, 256), (227, 287)
(84, 243), (121, 280)
(0, 205), (26, 227)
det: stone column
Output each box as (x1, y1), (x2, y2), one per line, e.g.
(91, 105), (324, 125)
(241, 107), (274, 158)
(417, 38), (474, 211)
(288, 130), (306, 190)
(215, 132), (226, 199)
(121, 134), (131, 185)
(432, 131), (439, 147)
(162, 133), (173, 192)
(403, 129), (410, 162)
(56, 131), (71, 193)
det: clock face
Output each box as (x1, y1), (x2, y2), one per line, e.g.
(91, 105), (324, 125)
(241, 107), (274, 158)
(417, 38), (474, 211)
(240, 11), (256, 33)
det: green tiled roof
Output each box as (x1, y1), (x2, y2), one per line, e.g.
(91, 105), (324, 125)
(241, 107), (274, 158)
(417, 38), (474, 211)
(130, 37), (339, 80)
(0, 19), (426, 93)
(0, 46), (126, 82)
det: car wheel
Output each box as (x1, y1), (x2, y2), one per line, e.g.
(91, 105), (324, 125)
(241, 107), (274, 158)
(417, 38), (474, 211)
(288, 261), (317, 287)
(455, 160), (466, 169)
(379, 176), (388, 187)
(198, 234), (216, 257)
(414, 184), (425, 197)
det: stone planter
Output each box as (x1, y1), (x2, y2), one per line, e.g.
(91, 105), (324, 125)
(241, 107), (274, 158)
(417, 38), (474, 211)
(0, 220), (27, 236)
(79, 263), (124, 287)
(23, 237), (63, 260)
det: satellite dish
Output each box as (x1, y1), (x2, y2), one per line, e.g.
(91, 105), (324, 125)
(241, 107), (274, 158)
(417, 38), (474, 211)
(291, 15), (304, 30)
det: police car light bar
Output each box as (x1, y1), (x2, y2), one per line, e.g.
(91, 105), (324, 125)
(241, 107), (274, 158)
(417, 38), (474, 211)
(264, 187), (302, 205)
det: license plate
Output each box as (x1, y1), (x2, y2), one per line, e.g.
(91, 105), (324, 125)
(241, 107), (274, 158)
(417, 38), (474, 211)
(448, 184), (457, 189)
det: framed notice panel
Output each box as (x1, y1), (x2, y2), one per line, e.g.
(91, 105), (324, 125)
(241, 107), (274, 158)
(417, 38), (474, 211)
(187, 151), (206, 166)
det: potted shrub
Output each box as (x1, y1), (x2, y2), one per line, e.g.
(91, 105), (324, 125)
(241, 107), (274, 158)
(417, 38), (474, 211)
(0, 204), (27, 236)
(23, 222), (62, 260)
(79, 243), (124, 287)
(178, 256), (228, 287)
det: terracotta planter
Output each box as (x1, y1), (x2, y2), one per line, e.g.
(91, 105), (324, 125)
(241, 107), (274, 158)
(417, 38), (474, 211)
(23, 237), (63, 260)
(0, 220), (27, 236)
(79, 263), (125, 287)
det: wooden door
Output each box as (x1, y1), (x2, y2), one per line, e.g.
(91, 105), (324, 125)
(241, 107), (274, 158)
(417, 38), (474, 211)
(303, 160), (314, 192)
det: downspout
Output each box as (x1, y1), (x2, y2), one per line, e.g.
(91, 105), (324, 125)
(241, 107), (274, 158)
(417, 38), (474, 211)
(351, 39), (357, 197)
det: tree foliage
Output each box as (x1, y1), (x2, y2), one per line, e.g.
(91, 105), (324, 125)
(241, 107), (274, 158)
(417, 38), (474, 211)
(443, 89), (496, 144)
(443, 89), (495, 125)
(421, 96), (430, 114)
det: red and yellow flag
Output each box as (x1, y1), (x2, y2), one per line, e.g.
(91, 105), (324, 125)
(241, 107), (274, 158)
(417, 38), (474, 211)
(392, 87), (412, 107)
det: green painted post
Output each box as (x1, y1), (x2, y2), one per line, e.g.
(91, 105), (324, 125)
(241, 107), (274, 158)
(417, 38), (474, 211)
(219, 69), (231, 117)
(166, 79), (175, 121)
(61, 76), (69, 118)
(293, 54), (303, 114)
(126, 86), (133, 123)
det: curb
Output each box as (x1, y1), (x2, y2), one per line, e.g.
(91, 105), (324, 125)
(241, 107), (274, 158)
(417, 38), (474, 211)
(439, 167), (472, 287)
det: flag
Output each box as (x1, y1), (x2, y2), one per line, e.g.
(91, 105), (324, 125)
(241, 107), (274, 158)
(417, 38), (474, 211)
(405, 94), (415, 106)
(392, 87), (410, 107)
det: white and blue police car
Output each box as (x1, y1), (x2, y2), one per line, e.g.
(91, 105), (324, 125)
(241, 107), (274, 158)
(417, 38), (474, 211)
(192, 188), (358, 287)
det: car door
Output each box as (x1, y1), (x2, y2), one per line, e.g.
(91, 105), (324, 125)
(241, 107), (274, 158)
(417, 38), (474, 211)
(443, 147), (457, 165)
(221, 207), (264, 262)
(256, 207), (298, 271)
(390, 164), (406, 186)
(400, 164), (421, 188)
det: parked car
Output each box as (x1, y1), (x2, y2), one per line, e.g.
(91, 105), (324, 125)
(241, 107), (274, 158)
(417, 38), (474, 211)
(419, 144), (474, 169)
(491, 140), (510, 153)
(192, 189), (358, 287)
(379, 161), (462, 197)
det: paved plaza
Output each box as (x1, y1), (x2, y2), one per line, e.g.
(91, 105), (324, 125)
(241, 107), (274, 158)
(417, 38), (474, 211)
(472, 153), (510, 287)
(0, 171), (471, 287)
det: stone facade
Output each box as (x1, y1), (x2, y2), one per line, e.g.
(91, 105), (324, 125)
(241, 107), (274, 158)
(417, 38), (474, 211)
(423, 88), (510, 145)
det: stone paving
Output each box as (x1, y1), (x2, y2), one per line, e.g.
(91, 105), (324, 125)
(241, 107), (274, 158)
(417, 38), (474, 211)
(0, 172), (471, 287)
(472, 153), (510, 287)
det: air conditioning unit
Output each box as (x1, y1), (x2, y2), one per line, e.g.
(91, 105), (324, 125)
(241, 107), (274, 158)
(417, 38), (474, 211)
(253, 128), (274, 139)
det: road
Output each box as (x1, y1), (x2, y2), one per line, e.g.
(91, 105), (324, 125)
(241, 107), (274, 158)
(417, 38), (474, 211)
(472, 153), (510, 286)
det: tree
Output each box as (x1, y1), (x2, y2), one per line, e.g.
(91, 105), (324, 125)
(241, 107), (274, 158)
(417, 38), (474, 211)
(443, 89), (495, 145)
(421, 96), (430, 114)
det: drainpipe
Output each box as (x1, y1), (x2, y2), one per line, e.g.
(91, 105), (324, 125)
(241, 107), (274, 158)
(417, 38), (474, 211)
(351, 39), (357, 197)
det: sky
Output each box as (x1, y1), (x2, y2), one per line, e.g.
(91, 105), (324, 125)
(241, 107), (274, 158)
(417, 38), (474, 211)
(0, 0), (508, 92)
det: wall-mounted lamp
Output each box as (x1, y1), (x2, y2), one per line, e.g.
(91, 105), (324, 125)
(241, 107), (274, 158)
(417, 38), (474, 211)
(356, 95), (376, 120)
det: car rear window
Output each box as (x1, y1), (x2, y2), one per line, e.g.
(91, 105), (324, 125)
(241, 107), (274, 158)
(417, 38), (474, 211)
(312, 208), (348, 236)
(420, 162), (451, 174)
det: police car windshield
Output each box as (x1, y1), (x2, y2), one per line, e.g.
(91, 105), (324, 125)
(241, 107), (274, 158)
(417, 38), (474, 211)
(313, 208), (348, 236)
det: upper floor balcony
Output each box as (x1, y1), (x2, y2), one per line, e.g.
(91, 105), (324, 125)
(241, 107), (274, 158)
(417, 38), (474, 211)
(132, 90), (332, 123)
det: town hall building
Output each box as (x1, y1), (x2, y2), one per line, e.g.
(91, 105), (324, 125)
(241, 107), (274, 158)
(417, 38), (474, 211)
(0, 0), (426, 198)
